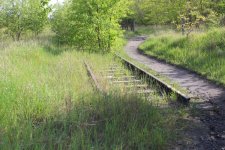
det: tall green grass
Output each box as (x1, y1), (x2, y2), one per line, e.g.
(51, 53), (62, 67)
(139, 28), (225, 85)
(124, 25), (173, 39)
(0, 37), (180, 149)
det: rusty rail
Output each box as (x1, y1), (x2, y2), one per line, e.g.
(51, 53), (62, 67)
(115, 54), (190, 104)
(84, 61), (104, 93)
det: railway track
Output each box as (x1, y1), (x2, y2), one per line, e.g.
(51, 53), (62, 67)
(85, 54), (190, 106)
(116, 54), (190, 104)
(85, 62), (166, 107)
(85, 54), (225, 149)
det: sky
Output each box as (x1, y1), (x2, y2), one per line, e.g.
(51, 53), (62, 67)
(49, 0), (64, 5)
(48, 0), (64, 17)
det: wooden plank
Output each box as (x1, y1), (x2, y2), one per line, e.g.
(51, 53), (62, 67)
(125, 84), (148, 88)
(127, 89), (153, 94)
(84, 61), (104, 93)
(136, 89), (153, 94)
(102, 69), (124, 72)
(107, 72), (127, 76)
(112, 80), (142, 84)
(104, 75), (135, 79)
(116, 54), (190, 104)
(106, 76), (136, 80)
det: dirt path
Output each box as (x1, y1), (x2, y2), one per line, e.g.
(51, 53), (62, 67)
(125, 36), (225, 149)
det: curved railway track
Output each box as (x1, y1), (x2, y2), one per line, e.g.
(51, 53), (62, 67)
(85, 55), (190, 106)
(85, 49), (225, 149)
(125, 36), (225, 149)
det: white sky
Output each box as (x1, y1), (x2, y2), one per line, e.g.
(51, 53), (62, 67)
(49, 0), (64, 5)
(48, 0), (65, 17)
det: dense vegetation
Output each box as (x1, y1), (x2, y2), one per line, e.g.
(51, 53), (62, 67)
(1, 0), (225, 47)
(139, 28), (225, 85)
(1, 0), (225, 149)
(51, 0), (130, 52)
(0, 0), (50, 40)
(0, 35), (180, 149)
(131, 0), (225, 26)
(1, 0), (224, 48)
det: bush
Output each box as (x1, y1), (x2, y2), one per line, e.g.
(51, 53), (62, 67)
(200, 29), (225, 52)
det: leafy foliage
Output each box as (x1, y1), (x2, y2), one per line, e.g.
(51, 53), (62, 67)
(177, 0), (220, 36)
(0, 0), (50, 40)
(130, 0), (224, 33)
(51, 0), (130, 53)
(130, 0), (186, 25)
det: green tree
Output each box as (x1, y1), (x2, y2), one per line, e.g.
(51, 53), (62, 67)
(130, 0), (222, 27)
(52, 0), (130, 53)
(0, 0), (4, 28)
(26, 0), (51, 35)
(177, 0), (219, 36)
(130, 0), (186, 25)
(210, 0), (225, 25)
(1, 0), (50, 40)
(51, 1), (71, 44)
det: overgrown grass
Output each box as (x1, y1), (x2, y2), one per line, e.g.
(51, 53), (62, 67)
(124, 25), (173, 39)
(139, 28), (225, 85)
(0, 36), (181, 149)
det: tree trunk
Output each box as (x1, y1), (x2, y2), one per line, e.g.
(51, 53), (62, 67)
(108, 17), (111, 51)
(16, 32), (21, 41)
(11, 34), (15, 41)
(181, 18), (185, 35)
(96, 4), (101, 50)
(97, 26), (101, 50)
